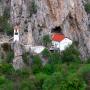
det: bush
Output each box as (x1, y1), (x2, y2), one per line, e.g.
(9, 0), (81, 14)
(61, 45), (81, 64)
(3, 7), (10, 19)
(78, 64), (90, 75)
(6, 50), (14, 63)
(85, 3), (90, 13)
(42, 72), (86, 90)
(42, 35), (51, 47)
(0, 16), (13, 36)
(42, 72), (65, 90)
(16, 68), (31, 79)
(20, 79), (36, 90)
(22, 52), (30, 65)
(48, 52), (62, 64)
(66, 73), (86, 90)
(42, 64), (55, 75)
(1, 43), (11, 52)
(0, 76), (6, 84)
(35, 73), (49, 90)
(0, 63), (14, 75)
(0, 76), (14, 90)
(42, 48), (50, 58)
(30, 0), (37, 17)
(32, 55), (42, 74)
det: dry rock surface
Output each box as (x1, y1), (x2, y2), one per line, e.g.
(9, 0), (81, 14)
(0, 0), (90, 59)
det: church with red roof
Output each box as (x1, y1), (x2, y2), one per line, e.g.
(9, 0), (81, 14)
(51, 34), (65, 42)
(51, 33), (72, 51)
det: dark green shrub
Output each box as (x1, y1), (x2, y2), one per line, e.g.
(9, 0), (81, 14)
(35, 73), (49, 90)
(61, 45), (81, 64)
(0, 76), (6, 84)
(0, 16), (13, 36)
(3, 7), (10, 19)
(42, 48), (50, 58)
(48, 52), (62, 64)
(85, 3), (90, 13)
(0, 63), (14, 75)
(20, 79), (36, 90)
(0, 79), (14, 90)
(66, 73), (86, 90)
(43, 64), (55, 75)
(78, 64), (90, 75)
(30, 0), (37, 17)
(1, 43), (11, 52)
(6, 50), (14, 63)
(22, 52), (30, 65)
(0, 75), (14, 90)
(1, 43), (14, 63)
(42, 72), (65, 90)
(42, 72), (86, 90)
(42, 35), (51, 47)
(3, 20), (13, 36)
(16, 68), (31, 79)
(32, 55), (42, 74)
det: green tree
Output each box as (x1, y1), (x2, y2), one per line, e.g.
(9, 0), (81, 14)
(48, 52), (62, 65)
(30, 0), (37, 17)
(85, 3), (90, 13)
(32, 55), (42, 74)
(42, 35), (51, 47)
(61, 45), (81, 64)
(42, 48), (50, 58)
(0, 76), (14, 90)
(0, 16), (13, 36)
(42, 72), (86, 90)
(19, 79), (36, 90)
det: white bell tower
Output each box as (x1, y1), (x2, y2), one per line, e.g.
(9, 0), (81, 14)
(14, 26), (20, 42)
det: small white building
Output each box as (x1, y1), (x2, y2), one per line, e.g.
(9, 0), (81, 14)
(14, 26), (20, 42)
(30, 46), (45, 54)
(51, 34), (72, 51)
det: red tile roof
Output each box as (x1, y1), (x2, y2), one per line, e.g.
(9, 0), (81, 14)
(52, 34), (65, 42)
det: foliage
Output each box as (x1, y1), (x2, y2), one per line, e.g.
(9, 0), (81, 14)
(48, 52), (62, 64)
(1, 43), (14, 63)
(0, 16), (13, 36)
(42, 72), (86, 90)
(30, 0), (37, 17)
(0, 63), (14, 75)
(22, 52), (30, 65)
(78, 64), (90, 75)
(85, 3), (90, 13)
(42, 48), (50, 58)
(0, 42), (90, 90)
(0, 76), (14, 90)
(35, 73), (49, 90)
(42, 35), (51, 47)
(16, 68), (31, 79)
(19, 79), (36, 90)
(66, 73), (86, 90)
(32, 55), (42, 74)
(0, 76), (6, 84)
(5, 50), (14, 63)
(42, 64), (55, 75)
(3, 7), (10, 19)
(1, 43), (11, 52)
(61, 45), (81, 64)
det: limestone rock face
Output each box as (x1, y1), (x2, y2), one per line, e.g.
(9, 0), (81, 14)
(13, 41), (24, 70)
(0, 0), (90, 58)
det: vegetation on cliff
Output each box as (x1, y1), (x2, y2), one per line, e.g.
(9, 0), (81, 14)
(0, 44), (90, 90)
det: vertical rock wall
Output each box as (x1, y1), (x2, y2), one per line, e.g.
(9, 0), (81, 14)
(0, 0), (90, 58)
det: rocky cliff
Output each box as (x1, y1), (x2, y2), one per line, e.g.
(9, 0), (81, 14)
(0, 0), (90, 58)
